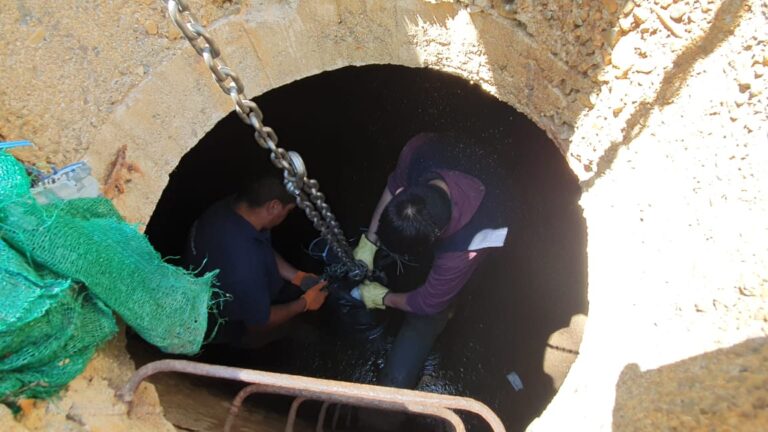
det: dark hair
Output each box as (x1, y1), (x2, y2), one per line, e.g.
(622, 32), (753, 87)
(377, 184), (451, 256)
(234, 175), (294, 208)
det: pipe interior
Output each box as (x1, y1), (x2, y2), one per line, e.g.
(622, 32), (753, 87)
(137, 64), (588, 431)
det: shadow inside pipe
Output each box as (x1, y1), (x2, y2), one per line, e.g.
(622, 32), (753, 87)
(141, 64), (588, 431)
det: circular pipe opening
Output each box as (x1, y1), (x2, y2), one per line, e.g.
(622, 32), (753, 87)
(139, 64), (588, 431)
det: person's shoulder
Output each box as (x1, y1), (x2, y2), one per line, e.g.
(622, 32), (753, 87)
(197, 197), (236, 224)
(398, 133), (437, 162)
(195, 198), (247, 242)
(405, 132), (464, 154)
(405, 132), (437, 148)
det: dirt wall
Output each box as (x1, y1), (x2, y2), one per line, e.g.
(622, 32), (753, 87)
(1, 0), (766, 430)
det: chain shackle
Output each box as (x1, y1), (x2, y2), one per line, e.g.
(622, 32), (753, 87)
(165, 0), (359, 277)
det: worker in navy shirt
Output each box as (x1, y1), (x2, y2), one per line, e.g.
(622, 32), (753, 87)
(184, 176), (328, 348)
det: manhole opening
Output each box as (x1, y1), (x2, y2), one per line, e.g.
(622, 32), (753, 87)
(133, 64), (588, 431)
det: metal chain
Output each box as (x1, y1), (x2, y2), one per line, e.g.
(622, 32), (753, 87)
(166, 0), (366, 280)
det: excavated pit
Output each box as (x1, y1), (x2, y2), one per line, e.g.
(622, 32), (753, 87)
(131, 65), (588, 431)
(2, 1), (767, 431)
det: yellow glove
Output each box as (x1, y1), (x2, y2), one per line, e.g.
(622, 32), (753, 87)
(353, 234), (378, 269)
(359, 280), (388, 310)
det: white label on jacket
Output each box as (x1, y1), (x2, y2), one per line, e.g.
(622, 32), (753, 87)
(468, 227), (508, 250)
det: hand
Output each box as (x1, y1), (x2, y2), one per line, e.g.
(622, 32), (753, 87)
(291, 271), (322, 291)
(301, 280), (328, 311)
(359, 280), (388, 310)
(353, 234), (378, 269)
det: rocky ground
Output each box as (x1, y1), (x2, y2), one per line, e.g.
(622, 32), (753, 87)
(0, 329), (174, 432)
(1, 0), (766, 431)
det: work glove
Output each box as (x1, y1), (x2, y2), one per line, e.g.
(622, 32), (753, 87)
(301, 280), (328, 311)
(292, 271), (322, 292)
(353, 234), (378, 269)
(359, 280), (388, 310)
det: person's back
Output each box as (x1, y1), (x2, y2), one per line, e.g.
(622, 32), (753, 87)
(353, 132), (515, 388)
(390, 132), (512, 254)
(182, 176), (328, 351)
(185, 196), (282, 345)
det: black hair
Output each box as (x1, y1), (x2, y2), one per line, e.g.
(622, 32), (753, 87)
(234, 175), (294, 208)
(377, 183), (451, 256)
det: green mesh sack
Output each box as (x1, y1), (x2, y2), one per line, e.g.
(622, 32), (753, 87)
(0, 240), (70, 332)
(0, 150), (29, 204)
(0, 216), (116, 401)
(0, 151), (214, 355)
(0, 292), (79, 372)
(0, 292), (117, 401)
(54, 196), (123, 221)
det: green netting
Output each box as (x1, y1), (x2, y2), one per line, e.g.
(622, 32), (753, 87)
(1, 199), (214, 354)
(0, 150), (216, 401)
(0, 291), (79, 372)
(0, 240), (70, 331)
(0, 292), (117, 400)
(0, 149), (30, 204)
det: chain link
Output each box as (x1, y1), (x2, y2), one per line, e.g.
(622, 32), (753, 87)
(166, 0), (366, 279)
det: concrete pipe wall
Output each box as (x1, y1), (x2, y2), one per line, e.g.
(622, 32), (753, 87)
(1, 0), (766, 430)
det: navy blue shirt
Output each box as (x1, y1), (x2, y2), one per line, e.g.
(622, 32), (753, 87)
(184, 197), (283, 344)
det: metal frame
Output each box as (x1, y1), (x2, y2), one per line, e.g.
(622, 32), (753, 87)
(118, 359), (505, 432)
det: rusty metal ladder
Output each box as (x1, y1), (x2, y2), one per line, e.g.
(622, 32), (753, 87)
(118, 359), (505, 432)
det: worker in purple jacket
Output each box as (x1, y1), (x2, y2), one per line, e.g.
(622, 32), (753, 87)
(354, 132), (510, 389)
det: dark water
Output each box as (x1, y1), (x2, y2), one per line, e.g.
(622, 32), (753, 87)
(144, 65), (588, 431)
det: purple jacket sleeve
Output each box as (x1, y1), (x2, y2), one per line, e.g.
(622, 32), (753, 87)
(405, 249), (490, 314)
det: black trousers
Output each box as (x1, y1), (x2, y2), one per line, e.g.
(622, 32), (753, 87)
(379, 305), (454, 389)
